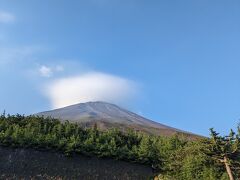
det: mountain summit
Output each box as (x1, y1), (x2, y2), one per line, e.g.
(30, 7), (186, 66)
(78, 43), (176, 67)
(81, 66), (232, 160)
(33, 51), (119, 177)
(36, 101), (195, 137)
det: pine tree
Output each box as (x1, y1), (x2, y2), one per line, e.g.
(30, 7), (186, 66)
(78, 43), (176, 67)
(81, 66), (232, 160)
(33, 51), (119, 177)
(205, 127), (240, 180)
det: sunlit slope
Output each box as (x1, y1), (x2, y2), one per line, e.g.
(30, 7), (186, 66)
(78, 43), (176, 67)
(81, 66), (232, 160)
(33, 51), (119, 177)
(37, 101), (198, 138)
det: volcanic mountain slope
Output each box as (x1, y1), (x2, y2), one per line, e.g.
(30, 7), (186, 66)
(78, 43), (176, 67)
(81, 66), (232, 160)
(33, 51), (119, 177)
(36, 101), (197, 138)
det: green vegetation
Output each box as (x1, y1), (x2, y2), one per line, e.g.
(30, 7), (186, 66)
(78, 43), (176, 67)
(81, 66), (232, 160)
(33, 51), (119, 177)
(204, 128), (240, 180)
(0, 113), (239, 179)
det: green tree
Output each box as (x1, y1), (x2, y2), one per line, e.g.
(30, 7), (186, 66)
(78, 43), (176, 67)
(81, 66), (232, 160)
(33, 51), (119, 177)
(205, 127), (240, 180)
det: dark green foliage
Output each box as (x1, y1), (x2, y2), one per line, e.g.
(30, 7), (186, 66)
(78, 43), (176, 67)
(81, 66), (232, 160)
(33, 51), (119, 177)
(0, 114), (164, 168)
(0, 114), (237, 179)
(203, 128), (240, 180)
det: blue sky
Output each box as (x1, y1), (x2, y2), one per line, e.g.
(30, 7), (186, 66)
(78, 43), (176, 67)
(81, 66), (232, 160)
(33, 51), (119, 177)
(0, 0), (240, 136)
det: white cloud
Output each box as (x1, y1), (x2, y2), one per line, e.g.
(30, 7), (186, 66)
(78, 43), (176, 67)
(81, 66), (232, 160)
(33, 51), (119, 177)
(0, 11), (15, 23)
(39, 65), (53, 77)
(0, 46), (43, 65)
(38, 65), (64, 77)
(44, 72), (137, 109)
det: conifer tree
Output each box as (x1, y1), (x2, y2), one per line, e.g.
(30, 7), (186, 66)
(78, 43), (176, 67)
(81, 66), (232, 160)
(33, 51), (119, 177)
(205, 127), (240, 180)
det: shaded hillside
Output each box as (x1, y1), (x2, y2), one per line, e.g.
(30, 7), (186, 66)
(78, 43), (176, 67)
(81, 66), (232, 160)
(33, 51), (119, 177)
(0, 114), (234, 179)
(0, 114), (173, 173)
(36, 101), (197, 138)
(0, 146), (153, 179)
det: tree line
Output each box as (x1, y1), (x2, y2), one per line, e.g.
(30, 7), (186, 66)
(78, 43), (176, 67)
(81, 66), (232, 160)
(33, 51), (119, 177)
(0, 113), (239, 179)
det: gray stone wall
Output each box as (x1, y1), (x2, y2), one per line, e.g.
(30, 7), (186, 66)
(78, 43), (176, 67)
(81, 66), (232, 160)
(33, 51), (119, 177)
(0, 146), (153, 179)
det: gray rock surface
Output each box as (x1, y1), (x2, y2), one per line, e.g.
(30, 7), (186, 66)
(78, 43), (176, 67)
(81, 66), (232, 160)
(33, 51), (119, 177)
(0, 146), (153, 179)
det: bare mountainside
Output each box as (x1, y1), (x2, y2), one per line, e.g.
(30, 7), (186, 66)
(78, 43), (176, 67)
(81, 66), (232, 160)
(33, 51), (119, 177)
(36, 101), (197, 137)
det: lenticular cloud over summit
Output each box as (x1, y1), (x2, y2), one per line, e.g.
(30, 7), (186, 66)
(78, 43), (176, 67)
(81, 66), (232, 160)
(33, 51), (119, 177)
(44, 72), (137, 109)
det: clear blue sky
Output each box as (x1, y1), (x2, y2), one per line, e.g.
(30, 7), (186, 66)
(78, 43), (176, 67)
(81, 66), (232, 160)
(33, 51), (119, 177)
(0, 0), (240, 136)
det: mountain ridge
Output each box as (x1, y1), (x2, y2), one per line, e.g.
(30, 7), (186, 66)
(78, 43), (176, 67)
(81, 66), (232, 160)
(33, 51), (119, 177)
(36, 101), (198, 138)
